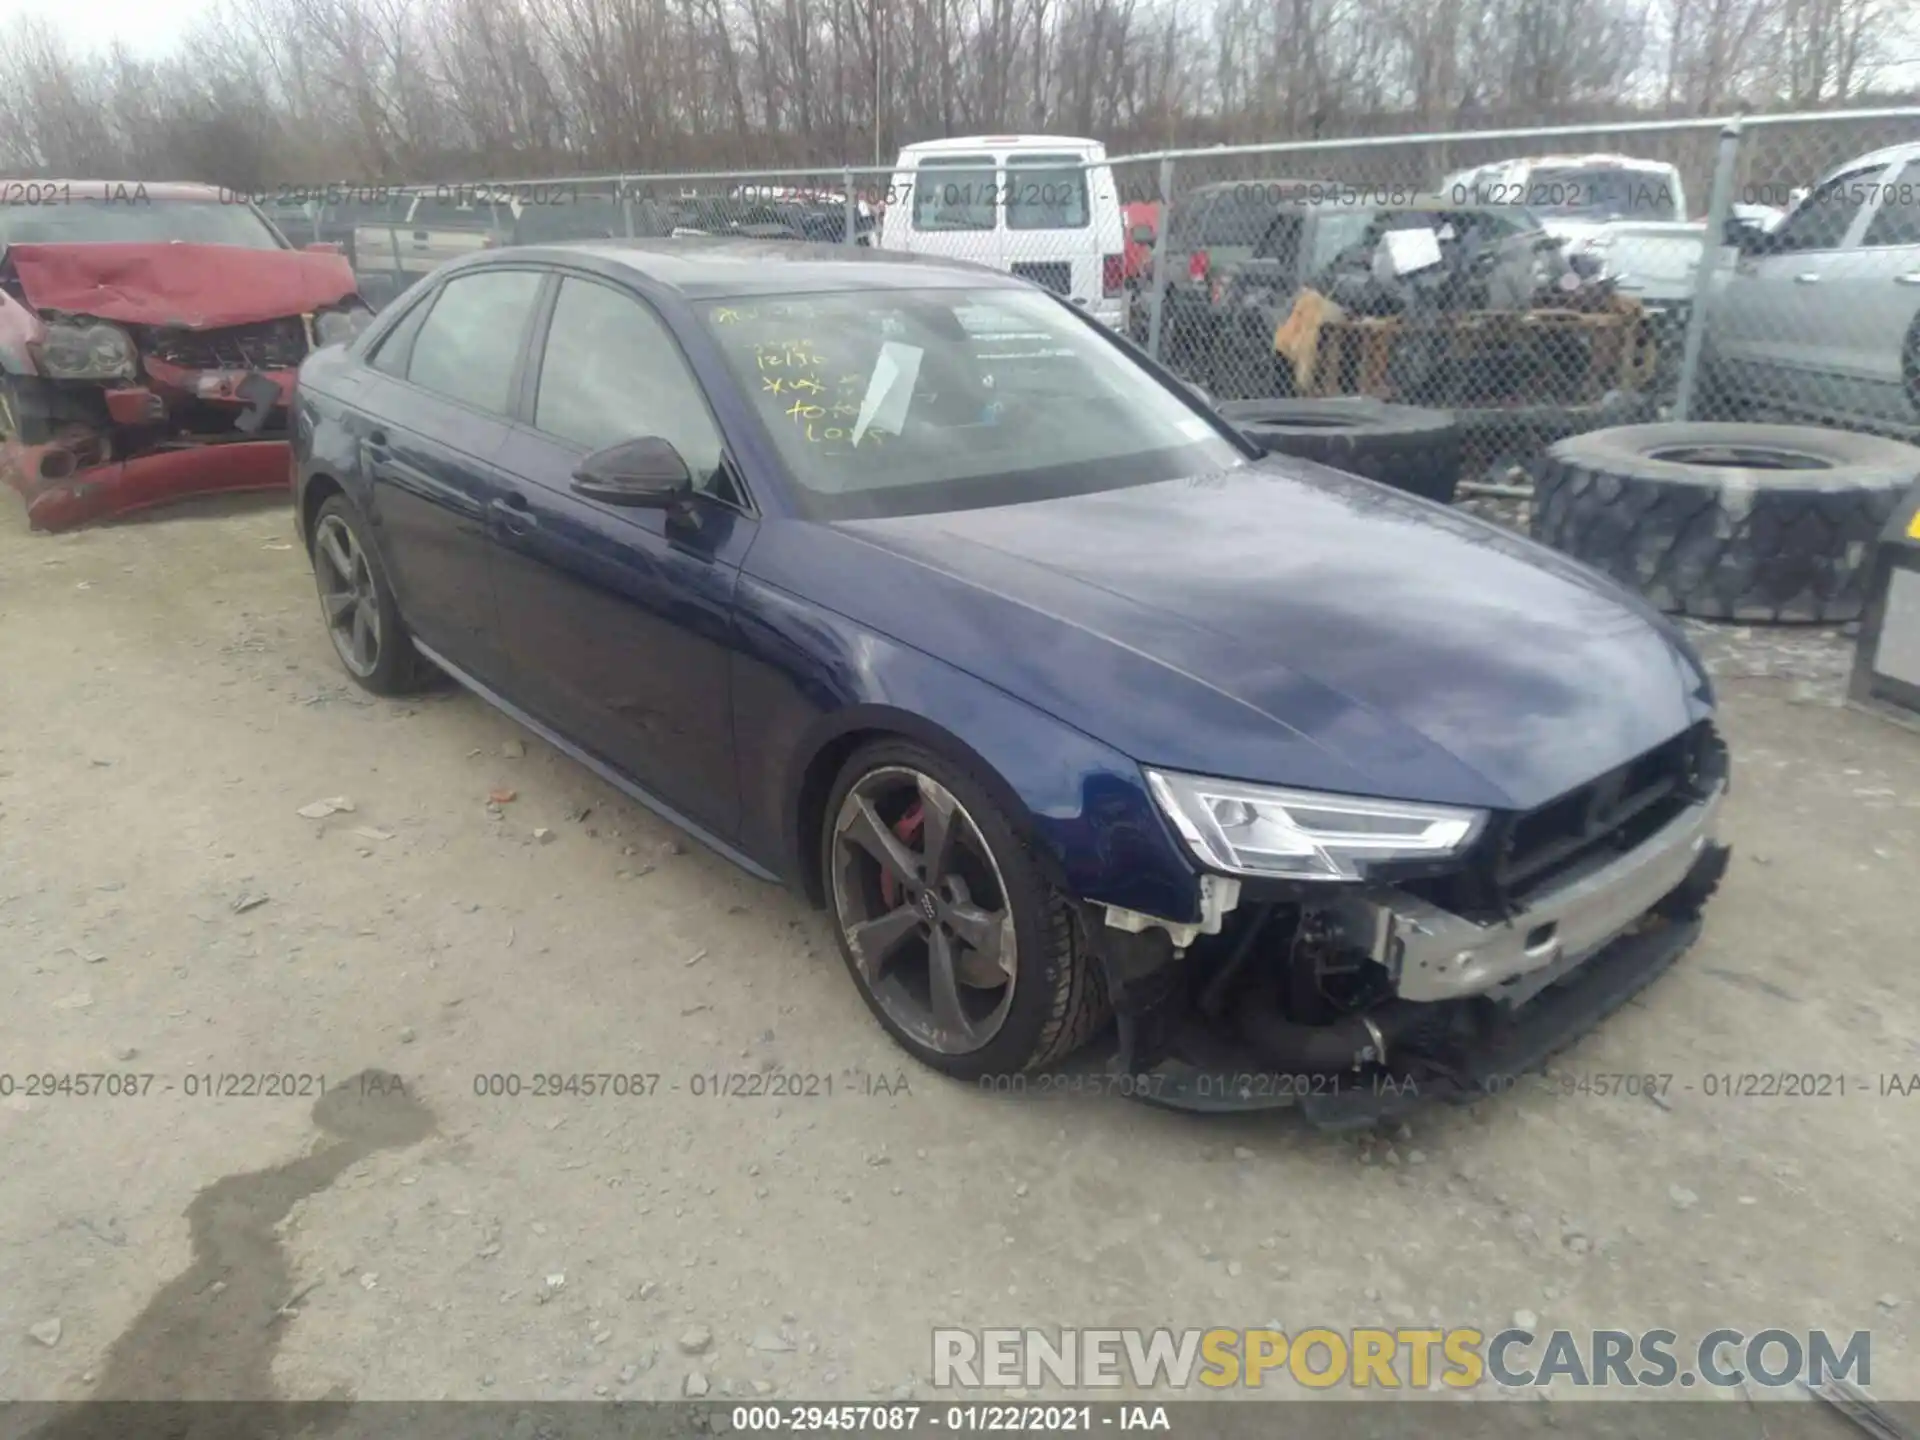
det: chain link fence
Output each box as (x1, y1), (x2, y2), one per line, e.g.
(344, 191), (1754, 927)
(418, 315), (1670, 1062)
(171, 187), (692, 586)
(305, 110), (1920, 482)
(1126, 112), (1920, 479)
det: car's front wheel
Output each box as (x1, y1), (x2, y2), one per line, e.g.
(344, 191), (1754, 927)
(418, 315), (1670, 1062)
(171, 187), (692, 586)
(309, 493), (432, 695)
(821, 741), (1107, 1079)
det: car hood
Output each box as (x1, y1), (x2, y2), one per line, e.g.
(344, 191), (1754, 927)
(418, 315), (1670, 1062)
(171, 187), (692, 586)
(2, 243), (358, 329)
(769, 461), (1710, 813)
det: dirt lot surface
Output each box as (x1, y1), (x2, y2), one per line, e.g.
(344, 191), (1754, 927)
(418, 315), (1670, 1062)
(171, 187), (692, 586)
(2, 495), (1917, 1410)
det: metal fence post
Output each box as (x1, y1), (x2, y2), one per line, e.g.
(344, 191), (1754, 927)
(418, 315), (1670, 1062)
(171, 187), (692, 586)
(1673, 121), (1742, 423)
(621, 177), (636, 238)
(1146, 155), (1175, 364)
(844, 167), (857, 247)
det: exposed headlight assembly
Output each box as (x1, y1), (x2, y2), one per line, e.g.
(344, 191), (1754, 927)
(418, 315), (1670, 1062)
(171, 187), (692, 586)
(313, 304), (374, 348)
(37, 322), (137, 382)
(1145, 768), (1487, 881)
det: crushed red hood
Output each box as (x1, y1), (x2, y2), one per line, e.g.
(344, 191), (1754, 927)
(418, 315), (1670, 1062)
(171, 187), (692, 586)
(3, 243), (358, 329)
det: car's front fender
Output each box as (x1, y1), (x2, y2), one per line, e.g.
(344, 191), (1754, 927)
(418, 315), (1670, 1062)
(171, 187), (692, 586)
(730, 574), (1205, 926)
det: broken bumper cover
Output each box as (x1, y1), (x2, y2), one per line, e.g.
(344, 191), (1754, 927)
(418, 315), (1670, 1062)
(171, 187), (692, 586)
(5, 439), (292, 531)
(3, 366), (297, 531)
(1332, 781), (1724, 1004)
(1134, 881), (1714, 1126)
(1120, 784), (1729, 1124)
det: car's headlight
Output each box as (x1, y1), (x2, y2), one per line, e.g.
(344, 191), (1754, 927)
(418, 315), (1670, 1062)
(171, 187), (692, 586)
(37, 322), (137, 381)
(1144, 769), (1487, 881)
(313, 305), (373, 348)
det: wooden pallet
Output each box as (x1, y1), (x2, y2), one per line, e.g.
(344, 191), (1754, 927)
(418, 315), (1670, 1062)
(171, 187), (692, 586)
(1290, 292), (1656, 404)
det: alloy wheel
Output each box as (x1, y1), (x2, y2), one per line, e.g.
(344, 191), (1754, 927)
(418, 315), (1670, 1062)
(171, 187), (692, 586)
(313, 513), (383, 678)
(830, 766), (1018, 1055)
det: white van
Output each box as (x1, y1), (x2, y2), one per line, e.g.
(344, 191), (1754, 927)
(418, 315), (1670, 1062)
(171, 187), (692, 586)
(878, 135), (1129, 330)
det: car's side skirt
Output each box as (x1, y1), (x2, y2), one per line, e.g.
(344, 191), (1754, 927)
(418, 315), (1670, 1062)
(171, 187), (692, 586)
(411, 639), (782, 885)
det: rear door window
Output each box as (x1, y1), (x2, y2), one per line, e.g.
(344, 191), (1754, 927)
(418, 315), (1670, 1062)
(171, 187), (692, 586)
(404, 269), (544, 414)
(1201, 189), (1278, 247)
(1861, 167), (1920, 248)
(513, 199), (622, 244)
(1769, 165), (1887, 254)
(914, 156), (997, 232)
(1254, 214), (1304, 272)
(1307, 209), (1378, 270)
(1006, 155), (1089, 231)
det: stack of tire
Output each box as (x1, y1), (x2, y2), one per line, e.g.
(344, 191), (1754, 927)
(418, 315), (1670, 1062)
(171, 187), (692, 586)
(1530, 424), (1920, 624)
(1215, 397), (1462, 505)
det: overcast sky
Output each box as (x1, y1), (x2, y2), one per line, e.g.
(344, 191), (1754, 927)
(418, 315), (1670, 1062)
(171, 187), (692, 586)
(12, 0), (203, 59)
(13, 0), (1918, 93)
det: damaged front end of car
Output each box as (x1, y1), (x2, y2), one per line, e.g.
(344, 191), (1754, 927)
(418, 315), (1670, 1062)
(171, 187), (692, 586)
(0, 243), (373, 530)
(1082, 722), (1731, 1126)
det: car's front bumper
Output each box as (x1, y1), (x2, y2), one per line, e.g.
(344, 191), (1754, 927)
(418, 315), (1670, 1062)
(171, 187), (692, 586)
(1106, 758), (1729, 1123)
(1325, 781), (1724, 1004)
(1128, 839), (1728, 1124)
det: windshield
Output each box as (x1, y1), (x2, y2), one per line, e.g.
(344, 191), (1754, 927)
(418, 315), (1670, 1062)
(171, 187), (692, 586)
(701, 286), (1247, 518)
(0, 199), (287, 249)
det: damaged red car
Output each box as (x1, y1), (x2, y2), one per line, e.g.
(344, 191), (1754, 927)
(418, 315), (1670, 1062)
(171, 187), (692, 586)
(0, 181), (373, 530)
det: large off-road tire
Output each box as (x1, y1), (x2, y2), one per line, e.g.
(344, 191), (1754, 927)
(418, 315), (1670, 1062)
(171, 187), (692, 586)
(821, 740), (1108, 1080)
(309, 493), (435, 695)
(1217, 397), (1462, 504)
(1531, 422), (1920, 623)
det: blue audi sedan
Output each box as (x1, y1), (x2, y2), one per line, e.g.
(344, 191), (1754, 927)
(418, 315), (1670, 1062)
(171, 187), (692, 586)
(291, 240), (1730, 1122)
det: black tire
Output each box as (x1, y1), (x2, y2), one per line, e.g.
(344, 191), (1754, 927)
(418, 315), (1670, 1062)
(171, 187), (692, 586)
(309, 493), (435, 695)
(820, 739), (1108, 1080)
(1531, 422), (1920, 623)
(1217, 397), (1462, 504)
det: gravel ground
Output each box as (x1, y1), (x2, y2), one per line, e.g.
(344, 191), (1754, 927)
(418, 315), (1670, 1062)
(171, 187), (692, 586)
(1, 493), (1916, 1409)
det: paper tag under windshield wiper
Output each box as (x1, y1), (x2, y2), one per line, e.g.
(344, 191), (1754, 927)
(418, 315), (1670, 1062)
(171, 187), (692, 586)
(851, 341), (923, 446)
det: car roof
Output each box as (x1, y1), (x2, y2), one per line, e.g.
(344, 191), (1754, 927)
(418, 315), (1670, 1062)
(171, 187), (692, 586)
(896, 134), (1104, 157)
(460, 237), (1024, 299)
(1182, 179), (1331, 198)
(1836, 140), (1920, 173)
(0, 180), (229, 201)
(1455, 154), (1680, 175)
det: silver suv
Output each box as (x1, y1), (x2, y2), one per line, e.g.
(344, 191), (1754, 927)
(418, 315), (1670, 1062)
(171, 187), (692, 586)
(1704, 140), (1920, 436)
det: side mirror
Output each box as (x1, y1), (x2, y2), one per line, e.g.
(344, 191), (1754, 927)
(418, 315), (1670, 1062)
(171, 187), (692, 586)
(1724, 217), (1769, 255)
(570, 436), (693, 507)
(304, 240), (345, 255)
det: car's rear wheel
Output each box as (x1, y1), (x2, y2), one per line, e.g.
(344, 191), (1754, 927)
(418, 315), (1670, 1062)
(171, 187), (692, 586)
(310, 494), (432, 695)
(821, 742), (1107, 1079)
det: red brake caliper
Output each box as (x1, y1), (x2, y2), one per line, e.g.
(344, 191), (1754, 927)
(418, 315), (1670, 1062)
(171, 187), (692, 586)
(878, 800), (925, 909)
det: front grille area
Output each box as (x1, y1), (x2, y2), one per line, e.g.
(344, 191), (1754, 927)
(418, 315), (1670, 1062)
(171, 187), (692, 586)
(145, 317), (309, 370)
(1398, 721), (1725, 921)
(1496, 720), (1725, 902)
(1011, 260), (1072, 296)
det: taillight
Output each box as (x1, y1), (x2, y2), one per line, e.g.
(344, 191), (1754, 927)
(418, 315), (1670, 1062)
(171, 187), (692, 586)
(1102, 253), (1124, 296)
(1189, 249), (1210, 283)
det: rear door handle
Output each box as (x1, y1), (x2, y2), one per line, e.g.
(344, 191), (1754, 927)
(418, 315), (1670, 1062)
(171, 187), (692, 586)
(1794, 272), (1822, 284)
(490, 494), (537, 537)
(1897, 272), (1920, 286)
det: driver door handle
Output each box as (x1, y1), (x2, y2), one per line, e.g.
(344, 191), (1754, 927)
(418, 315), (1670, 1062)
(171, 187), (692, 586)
(1794, 272), (1822, 284)
(1897, 272), (1920, 286)
(490, 493), (537, 537)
